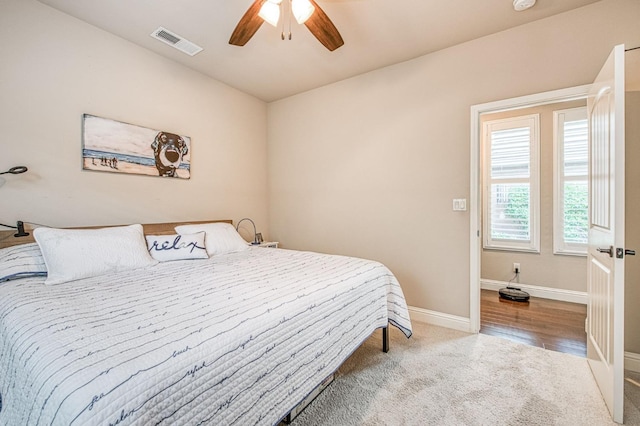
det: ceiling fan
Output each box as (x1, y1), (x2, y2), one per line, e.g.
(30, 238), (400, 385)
(229, 0), (344, 51)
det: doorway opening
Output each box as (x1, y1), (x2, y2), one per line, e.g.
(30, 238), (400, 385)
(476, 97), (589, 356)
(469, 85), (591, 353)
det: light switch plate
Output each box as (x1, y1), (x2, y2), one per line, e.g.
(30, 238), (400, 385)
(453, 198), (467, 211)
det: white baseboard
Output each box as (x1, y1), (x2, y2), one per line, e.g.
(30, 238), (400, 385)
(626, 352), (640, 373)
(408, 306), (471, 333)
(481, 279), (587, 305)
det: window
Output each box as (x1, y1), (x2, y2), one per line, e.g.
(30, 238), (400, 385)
(483, 114), (540, 252)
(553, 107), (588, 255)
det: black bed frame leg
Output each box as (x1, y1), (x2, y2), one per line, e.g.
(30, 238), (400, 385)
(382, 326), (389, 353)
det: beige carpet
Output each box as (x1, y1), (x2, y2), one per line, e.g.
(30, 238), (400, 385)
(289, 322), (640, 425)
(628, 371), (640, 424)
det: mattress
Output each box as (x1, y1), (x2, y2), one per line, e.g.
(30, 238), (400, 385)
(0, 247), (412, 425)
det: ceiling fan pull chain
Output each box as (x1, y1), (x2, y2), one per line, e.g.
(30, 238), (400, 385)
(281, 1), (285, 40)
(288, 0), (293, 40)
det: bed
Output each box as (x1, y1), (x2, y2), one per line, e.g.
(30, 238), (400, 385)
(0, 220), (412, 425)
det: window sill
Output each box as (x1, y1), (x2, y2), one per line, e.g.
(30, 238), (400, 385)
(553, 250), (587, 257)
(483, 245), (540, 254)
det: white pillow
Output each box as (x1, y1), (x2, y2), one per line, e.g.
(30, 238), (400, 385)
(34, 224), (157, 285)
(0, 243), (47, 282)
(175, 222), (249, 256)
(146, 232), (208, 262)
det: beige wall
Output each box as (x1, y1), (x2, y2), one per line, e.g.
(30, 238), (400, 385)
(267, 0), (640, 319)
(0, 0), (269, 236)
(626, 90), (640, 354)
(481, 100), (587, 292)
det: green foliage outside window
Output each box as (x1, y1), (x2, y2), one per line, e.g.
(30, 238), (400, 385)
(564, 182), (588, 244)
(493, 183), (588, 244)
(504, 186), (530, 228)
(491, 185), (530, 241)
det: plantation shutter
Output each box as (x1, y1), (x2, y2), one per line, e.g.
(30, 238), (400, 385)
(563, 118), (588, 245)
(554, 107), (588, 255)
(490, 127), (531, 241)
(483, 114), (540, 252)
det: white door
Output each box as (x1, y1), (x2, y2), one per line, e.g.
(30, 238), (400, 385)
(586, 44), (626, 423)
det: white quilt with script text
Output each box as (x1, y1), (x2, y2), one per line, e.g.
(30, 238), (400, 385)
(0, 247), (411, 425)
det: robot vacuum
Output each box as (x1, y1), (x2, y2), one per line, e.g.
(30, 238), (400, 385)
(499, 286), (530, 302)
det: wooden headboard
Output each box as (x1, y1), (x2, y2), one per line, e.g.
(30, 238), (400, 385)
(0, 220), (232, 249)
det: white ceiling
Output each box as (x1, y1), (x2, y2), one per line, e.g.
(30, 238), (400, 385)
(37, 0), (600, 102)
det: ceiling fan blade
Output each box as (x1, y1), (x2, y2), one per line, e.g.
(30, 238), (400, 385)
(229, 0), (265, 46)
(304, 0), (344, 51)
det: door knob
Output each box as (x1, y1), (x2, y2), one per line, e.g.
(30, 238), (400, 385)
(625, 249), (635, 256)
(597, 246), (613, 257)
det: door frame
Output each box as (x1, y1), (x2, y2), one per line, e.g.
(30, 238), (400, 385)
(469, 84), (592, 333)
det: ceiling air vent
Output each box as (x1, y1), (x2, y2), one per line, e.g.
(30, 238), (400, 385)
(150, 27), (203, 56)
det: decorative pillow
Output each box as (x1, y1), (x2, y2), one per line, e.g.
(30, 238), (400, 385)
(33, 224), (158, 285)
(0, 243), (47, 282)
(175, 222), (249, 256)
(146, 232), (208, 262)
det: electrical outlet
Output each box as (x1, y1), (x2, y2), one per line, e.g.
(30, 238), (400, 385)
(513, 263), (520, 273)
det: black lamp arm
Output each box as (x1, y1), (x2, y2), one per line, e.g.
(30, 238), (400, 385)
(236, 218), (260, 245)
(0, 166), (28, 175)
(0, 221), (30, 237)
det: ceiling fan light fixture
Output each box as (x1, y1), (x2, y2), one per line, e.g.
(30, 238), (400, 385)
(229, 0), (343, 51)
(513, 0), (536, 11)
(259, 0), (282, 26)
(291, 0), (315, 24)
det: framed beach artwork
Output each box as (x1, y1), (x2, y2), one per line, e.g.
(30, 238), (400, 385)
(82, 114), (191, 179)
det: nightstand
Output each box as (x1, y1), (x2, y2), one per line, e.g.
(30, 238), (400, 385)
(253, 242), (279, 248)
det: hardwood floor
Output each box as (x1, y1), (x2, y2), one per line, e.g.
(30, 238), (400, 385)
(480, 289), (587, 357)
